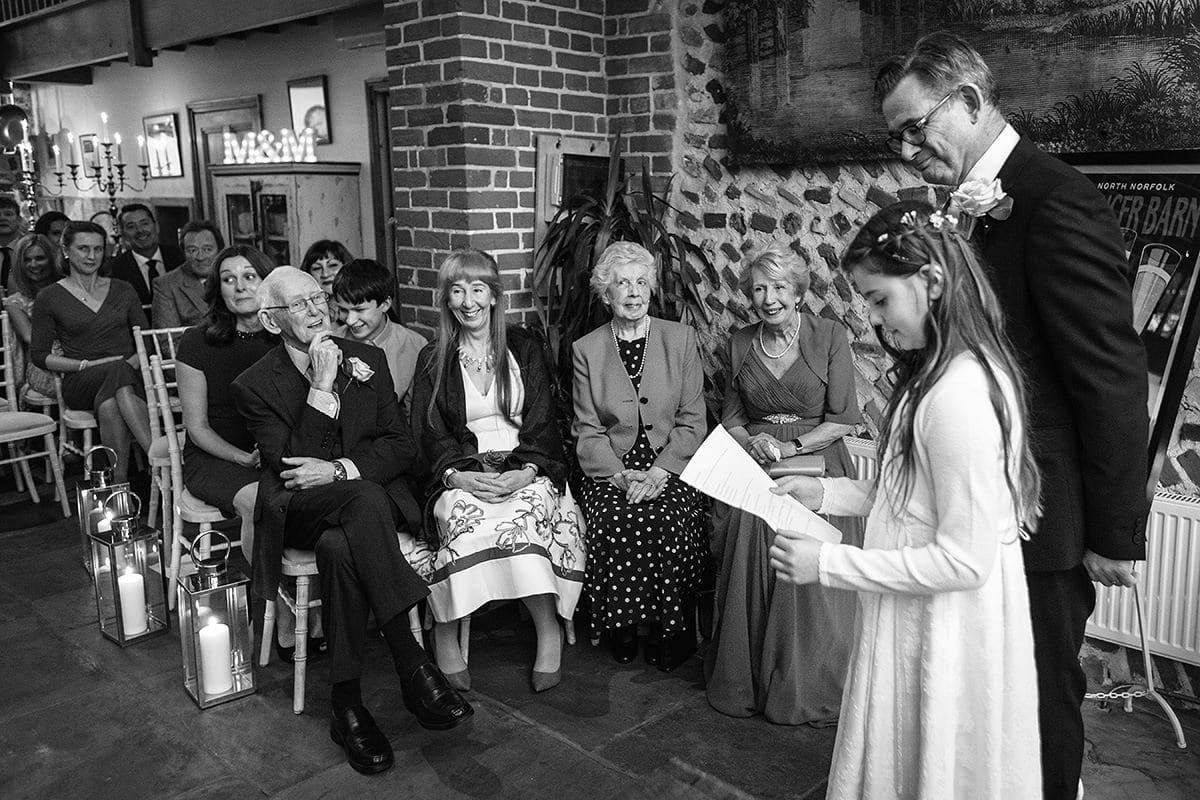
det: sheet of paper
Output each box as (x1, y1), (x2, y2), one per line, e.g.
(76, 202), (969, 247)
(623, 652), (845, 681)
(680, 425), (842, 544)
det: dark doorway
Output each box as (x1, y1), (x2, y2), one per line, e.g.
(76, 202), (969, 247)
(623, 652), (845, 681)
(186, 96), (262, 219)
(365, 78), (394, 272)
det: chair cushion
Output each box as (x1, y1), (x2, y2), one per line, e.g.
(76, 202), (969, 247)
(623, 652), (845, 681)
(282, 547), (320, 575)
(23, 388), (54, 406)
(0, 411), (57, 441)
(177, 488), (228, 522)
(62, 408), (97, 428)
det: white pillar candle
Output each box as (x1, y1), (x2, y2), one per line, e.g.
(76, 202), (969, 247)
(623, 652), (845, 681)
(113, 132), (123, 163)
(117, 569), (148, 635)
(96, 513), (112, 533)
(100, 112), (109, 143)
(198, 618), (233, 695)
(52, 143), (61, 171)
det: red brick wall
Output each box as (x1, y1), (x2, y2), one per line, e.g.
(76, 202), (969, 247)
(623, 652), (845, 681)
(384, 0), (678, 327)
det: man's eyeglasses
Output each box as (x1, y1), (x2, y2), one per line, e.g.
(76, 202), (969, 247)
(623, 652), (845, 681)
(263, 292), (329, 316)
(886, 88), (957, 154)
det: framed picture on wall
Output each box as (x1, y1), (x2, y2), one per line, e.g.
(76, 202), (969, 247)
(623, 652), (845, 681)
(78, 134), (99, 170)
(143, 113), (183, 178)
(287, 75), (331, 145)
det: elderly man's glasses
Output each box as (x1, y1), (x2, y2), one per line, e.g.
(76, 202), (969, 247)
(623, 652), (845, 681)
(264, 292), (328, 316)
(886, 89), (957, 154)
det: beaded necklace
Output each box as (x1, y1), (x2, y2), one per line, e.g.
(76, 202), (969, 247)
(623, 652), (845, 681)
(757, 319), (800, 359)
(457, 348), (495, 373)
(610, 316), (650, 380)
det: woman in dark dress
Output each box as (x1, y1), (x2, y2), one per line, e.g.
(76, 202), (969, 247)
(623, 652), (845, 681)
(705, 243), (863, 726)
(571, 242), (708, 671)
(31, 221), (150, 483)
(175, 245), (276, 551)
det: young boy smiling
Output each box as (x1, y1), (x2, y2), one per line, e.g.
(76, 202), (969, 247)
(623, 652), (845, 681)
(331, 259), (427, 417)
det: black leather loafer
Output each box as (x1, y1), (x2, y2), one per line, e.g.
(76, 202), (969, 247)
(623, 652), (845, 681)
(656, 631), (697, 673)
(402, 663), (474, 731)
(609, 626), (638, 664)
(275, 636), (327, 664)
(329, 705), (394, 775)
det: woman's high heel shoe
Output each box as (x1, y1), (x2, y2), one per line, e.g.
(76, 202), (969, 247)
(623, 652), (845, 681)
(531, 669), (560, 693)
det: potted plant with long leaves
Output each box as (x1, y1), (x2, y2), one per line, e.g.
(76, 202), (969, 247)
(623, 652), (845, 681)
(531, 133), (717, 388)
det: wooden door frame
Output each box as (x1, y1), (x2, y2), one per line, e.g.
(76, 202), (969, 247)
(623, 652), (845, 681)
(365, 77), (393, 271)
(186, 95), (263, 219)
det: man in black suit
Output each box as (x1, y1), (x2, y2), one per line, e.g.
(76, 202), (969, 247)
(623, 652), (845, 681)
(875, 33), (1150, 800)
(232, 266), (471, 775)
(104, 203), (185, 306)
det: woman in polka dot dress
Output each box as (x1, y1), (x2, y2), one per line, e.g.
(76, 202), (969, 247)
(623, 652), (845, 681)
(571, 243), (709, 671)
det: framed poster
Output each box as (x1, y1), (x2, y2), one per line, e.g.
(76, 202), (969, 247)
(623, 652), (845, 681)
(78, 134), (99, 170)
(287, 75), (331, 145)
(143, 113), (183, 178)
(1075, 160), (1200, 491)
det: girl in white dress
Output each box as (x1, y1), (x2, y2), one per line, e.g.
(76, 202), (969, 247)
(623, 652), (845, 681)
(771, 201), (1042, 799)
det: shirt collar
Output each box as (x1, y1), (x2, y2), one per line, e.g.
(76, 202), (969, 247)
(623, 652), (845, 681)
(365, 319), (394, 348)
(131, 248), (164, 267)
(964, 123), (1020, 185)
(284, 342), (310, 378)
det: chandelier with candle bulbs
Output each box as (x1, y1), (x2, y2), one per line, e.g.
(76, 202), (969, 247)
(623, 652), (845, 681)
(18, 112), (153, 220)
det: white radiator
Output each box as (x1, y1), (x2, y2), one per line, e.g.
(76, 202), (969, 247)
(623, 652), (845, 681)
(840, 437), (1200, 667)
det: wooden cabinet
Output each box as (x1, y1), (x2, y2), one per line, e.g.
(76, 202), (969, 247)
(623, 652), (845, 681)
(210, 162), (361, 266)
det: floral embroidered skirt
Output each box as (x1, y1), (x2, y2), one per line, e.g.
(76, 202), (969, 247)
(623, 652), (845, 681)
(398, 477), (587, 623)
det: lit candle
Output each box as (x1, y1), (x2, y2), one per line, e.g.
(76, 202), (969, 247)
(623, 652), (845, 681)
(100, 112), (109, 143)
(96, 512), (113, 533)
(67, 131), (79, 165)
(137, 134), (147, 166)
(117, 568), (148, 635)
(52, 143), (61, 171)
(114, 132), (123, 163)
(198, 617), (233, 695)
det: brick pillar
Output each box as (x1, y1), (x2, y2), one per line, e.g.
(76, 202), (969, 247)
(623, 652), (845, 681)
(385, 0), (609, 327)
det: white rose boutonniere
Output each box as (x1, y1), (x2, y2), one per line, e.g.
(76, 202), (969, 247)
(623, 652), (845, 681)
(343, 356), (375, 384)
(948, 178), (1014, 237)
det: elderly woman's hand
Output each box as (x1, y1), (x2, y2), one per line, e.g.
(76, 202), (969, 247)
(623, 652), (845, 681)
(608, 470), (637, 491)
(746, 433), (788, 465)
(770, 475), (823, 510)
(769, 528), (823, 585)
(627, 466), (670, 504)
(451, 470), (509, 502)
(490, 466), (537, 497)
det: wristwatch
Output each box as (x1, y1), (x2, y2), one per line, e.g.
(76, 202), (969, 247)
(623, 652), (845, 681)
(332, 461), (347, 482)
(791, 438), (805, 454)
(442, 467), (458, 488)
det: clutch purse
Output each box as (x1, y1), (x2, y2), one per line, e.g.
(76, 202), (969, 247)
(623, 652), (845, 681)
(766, 454), (826, 478)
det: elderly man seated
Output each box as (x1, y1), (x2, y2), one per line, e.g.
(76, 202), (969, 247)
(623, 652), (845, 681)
(232, 266), (471, 775)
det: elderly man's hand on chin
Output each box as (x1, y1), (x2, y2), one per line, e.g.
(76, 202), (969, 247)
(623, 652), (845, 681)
(309, 332), (341, 392)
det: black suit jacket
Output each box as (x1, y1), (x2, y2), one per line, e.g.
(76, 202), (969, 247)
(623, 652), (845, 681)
(104, 244), (185, 306)
(981, 136), (1149, 569)
(232, 337), (422, 598)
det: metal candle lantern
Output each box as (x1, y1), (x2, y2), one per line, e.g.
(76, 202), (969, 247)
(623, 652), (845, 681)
(76, 446), (130, 578)
(88, 490), (169, 646)
(177, 531), (255, 708)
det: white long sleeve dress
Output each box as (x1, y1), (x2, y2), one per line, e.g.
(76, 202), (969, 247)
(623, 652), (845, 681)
(816, 354), (1041, 800)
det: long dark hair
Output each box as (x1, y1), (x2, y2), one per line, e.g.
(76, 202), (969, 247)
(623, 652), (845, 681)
(842, 200), (1041, 530)
(425, 249), (515, 427)
(200, 245), (276, 346)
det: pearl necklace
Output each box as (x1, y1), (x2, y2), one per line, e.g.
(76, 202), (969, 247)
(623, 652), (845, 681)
(758, 319), (800, 359)
(610, 317), (650, 380)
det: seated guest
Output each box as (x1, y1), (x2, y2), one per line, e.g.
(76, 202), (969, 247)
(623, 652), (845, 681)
(0, 195), (22, 292)
(32, 221), (151, 484)
(300, 239), (352, 326)
(331, 258), (427, 417)
(233, 266), (471, 775)
(571, 242), (708, 670)
(705, 243), (862, 726)
(152, 220), (225, 328)
(106, 203), (185, 307)
(176, 245), (275, 564)
(33, 211), (70, 248)
(404, 249), (585, 694)
(3, 233), (62, 397)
